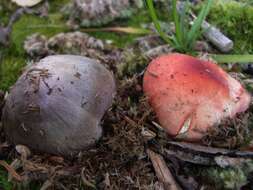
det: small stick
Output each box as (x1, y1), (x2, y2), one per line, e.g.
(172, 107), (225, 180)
(147, 149), (182, 190)
(177, 2), (233, 53)
(190, 12), (234, 53)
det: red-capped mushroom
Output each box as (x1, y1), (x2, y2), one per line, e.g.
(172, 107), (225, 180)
(143, 53), (251, 141)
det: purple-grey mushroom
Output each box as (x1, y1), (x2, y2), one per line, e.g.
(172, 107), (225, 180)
(2, 55), (116, 156)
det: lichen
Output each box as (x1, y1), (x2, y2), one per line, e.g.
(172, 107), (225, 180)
(207, 167), (247, 189)
(191, 160), (253, 190)
(63, 0), (143, 27)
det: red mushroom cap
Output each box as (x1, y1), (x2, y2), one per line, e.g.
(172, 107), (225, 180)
(143, 53), (251, 141)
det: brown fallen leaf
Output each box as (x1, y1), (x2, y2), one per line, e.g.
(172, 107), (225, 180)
(154, 141), (253, 167)
(81, 27), (151, 34)
(164, 148), (215, 166)
(48, 156), (64, 164)
(147, 149), (182, 190)
(0, 160), (22, 181)
(166, 141), (253, 158)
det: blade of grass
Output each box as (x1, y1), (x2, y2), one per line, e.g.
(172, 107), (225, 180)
(186, 0), (213, 47)
(146, 0), (173, 45)
(179, 1), (190, 44)
(211, 54), (253, 64)
(178, 1), (191, 51)
(173, 0), (183, 46)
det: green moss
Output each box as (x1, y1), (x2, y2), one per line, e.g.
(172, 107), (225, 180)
(0, 57), (26, 91)
(117, 50), (148, 77)
(191, 161), (253, 190)
(206, 167), (247, 189)
(12, 13), (68, 54)
(207, 0), (253, 54)
(0, 1), (17, 25)
(0, 169), (12, 190)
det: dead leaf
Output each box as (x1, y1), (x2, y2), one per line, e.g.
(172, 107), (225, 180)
(48, 156), (64, 164)
(81, 27), (151, 34)
(147, 149), (182, 190)
(166, 141), (253, 158)
(158, 141), (253, 166)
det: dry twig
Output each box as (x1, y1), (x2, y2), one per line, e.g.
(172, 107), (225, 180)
(147, 149), (182, 190)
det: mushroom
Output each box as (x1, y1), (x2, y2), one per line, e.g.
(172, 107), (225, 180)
(143, 53), (251, 141)
(2, 55), (116, 156)
(11, 0), (43, 7)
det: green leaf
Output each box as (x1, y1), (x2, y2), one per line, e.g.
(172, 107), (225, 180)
(187, 0), (213, 47)
(179, 1), (190, 45)
(211, 54), (253, 63)
(173, 0), (183, 46)
(146, 0), (173, 45)
(81, 27), (151, 34)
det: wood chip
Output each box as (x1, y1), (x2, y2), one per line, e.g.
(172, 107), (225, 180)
(147, 149), (182, 190)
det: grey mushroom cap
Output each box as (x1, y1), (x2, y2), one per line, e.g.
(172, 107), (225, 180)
(2, 55), (116, 156)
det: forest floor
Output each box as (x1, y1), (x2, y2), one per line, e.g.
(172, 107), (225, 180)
(1, 0), (253, 189)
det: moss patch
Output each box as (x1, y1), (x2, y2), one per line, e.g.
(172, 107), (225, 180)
(205, 167), (248, 189)
(0, 57), (26, 91)
(207, 0), (253, 54)
(0, 168), (12, 190)
(12, 13), (68, 54)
